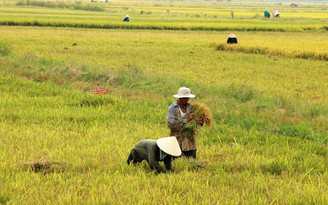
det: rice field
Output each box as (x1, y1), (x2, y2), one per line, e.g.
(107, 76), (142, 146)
(0, 0), (327, 204)
(1, 0), (327, 31)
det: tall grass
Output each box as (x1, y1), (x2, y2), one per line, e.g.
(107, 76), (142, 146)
(0, 41), (11, 56)
(1, 69), (327, 204)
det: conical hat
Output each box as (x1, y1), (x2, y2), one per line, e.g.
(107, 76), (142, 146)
(228, 33), (236, 38)
(156, 136), (181, 157)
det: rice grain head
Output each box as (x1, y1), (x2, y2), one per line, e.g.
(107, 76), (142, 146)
(191, 103), (213, 127)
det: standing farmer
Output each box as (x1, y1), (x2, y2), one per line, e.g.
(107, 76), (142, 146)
(166, 87), (198, 159)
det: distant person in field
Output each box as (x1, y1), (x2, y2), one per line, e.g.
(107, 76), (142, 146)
(166, 87), (200, 159)
(123, 15), (130, 22)
(227, 33), (238, 44)
(126, 136), (181, 173)
(264, 10), (271, 18)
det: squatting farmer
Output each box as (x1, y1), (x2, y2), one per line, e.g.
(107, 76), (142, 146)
(126, 136), (182, 173)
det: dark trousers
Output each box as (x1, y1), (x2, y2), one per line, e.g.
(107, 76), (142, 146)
(182, 149), (197, 159)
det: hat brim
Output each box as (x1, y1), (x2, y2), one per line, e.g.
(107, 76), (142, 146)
(156, 137), (181, 157)
(173, 94), (196, 99)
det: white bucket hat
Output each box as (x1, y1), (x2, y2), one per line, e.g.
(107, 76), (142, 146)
(173, 87), (196, 99)
(156, 136), (181, 157)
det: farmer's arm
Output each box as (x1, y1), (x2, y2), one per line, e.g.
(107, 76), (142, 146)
(167, 106), (195, 129)
(163, 155), (172, 171)
(148, 146), (166, 173)
(167, 105), (185, 130)
(148, 155), (166, 173)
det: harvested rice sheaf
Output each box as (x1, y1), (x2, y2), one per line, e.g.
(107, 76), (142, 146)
(191, 103), (212, 127)
(183, 103), (212, 138)
(23, 160), (66, 174)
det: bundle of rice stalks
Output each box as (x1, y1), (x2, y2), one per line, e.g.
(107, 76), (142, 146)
(182, 103), (212, 138)
(23, 160), (66, 174)
(191, 103), (213, 127)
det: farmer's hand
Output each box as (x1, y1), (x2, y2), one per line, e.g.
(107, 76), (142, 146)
(187, 113), (194, 122)
(196, 119), (204, 126)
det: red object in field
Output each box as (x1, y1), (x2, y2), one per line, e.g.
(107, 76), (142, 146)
(91, 89), (106, 95)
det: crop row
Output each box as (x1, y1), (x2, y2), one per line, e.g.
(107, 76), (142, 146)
(216, 44), (328, 61)
(1, 20), (327, 32)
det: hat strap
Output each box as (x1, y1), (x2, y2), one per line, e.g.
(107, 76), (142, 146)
(159, 149), (167, 160)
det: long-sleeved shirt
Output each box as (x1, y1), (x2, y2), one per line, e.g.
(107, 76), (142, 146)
(166, 101), (196, 151)
(166, 101), (192, 130)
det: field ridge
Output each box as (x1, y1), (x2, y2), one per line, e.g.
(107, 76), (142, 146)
(1, 20), (327, 32)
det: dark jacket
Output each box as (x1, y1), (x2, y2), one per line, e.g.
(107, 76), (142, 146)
(227, 37), (238, 44)
(127, 139), (172, 173)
